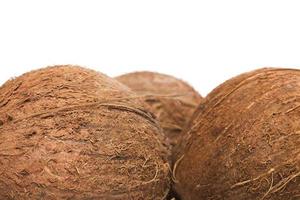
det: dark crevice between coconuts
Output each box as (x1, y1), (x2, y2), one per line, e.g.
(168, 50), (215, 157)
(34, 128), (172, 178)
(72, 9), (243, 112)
(116, 71), (202, 200)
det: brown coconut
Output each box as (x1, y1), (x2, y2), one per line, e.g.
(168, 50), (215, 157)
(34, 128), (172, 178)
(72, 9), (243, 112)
(0, 66), (170, 200)
(174, 68), (300, 200)
(116, 71), (202, 150)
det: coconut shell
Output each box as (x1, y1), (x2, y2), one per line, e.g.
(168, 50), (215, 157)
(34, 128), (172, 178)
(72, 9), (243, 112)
(0, 66), (170, 200)
(116, 71), (202, 150)
(174, 68), (300, 200)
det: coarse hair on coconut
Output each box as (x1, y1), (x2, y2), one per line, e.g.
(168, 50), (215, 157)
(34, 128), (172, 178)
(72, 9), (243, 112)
(116, 71), (202, 152)
(0, 65), (171, 200)
(174, 68), (300, 200)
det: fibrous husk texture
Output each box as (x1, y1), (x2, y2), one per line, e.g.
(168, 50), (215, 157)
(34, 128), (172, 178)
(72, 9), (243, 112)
(0, 66), (170, 200)
(116, 71), (202, 150)
(174, 68), (300, 200)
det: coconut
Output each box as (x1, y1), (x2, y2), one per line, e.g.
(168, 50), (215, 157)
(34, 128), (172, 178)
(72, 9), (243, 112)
(116, 71), (202, 150)
(0, 66), (170, 199)
(174, 68), (300, 200)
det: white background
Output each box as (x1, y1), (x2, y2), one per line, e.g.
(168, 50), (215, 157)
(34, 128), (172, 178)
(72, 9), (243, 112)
(0, 0), (299, 96)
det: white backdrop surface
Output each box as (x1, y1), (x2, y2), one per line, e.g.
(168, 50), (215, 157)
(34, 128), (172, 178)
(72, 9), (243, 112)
(0, 0), (299, 96)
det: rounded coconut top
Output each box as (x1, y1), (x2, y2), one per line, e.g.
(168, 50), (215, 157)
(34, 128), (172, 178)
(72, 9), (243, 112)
(117, 71), (201, 101)
(174, 68), (300, 200)
(0, 65), (170, 199)
(116, 71), (202, 148)
(0, 65), (134, 119)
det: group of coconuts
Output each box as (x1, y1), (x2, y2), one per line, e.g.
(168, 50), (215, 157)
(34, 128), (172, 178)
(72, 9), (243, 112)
(0, 66), (299, 200)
